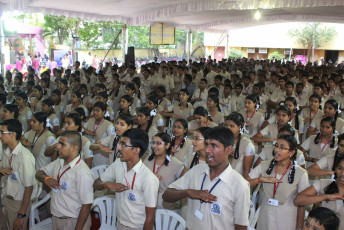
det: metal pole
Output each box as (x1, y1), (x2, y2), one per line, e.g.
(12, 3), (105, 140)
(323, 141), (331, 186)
(0, 12), (3, 74)
(121, 24), (127, 66)
(102, 29), (122, 63)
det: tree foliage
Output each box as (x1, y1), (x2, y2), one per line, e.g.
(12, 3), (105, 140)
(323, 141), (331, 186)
(228, 48), (243, 59)
(43, 15), (79, 44)
(268, 50), (284, 60)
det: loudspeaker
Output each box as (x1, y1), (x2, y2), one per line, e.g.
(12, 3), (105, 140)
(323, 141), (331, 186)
(126, 46), (135, 65)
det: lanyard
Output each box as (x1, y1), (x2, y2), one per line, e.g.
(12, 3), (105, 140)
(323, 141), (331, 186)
(31, 129), (45, 150)
(200, 174), (221, 203)
(9, 154), (14, 170)
(172, 139), (183, 156)
(112, 136), (120, 162)
(57, 157), (81, 183)
(198, 90), (203, 98)
(309, 109), (319, 125)
(123, 169), (136, 190)
(93, 118), (104, 133)
(273, 162), (291, 199)
(246, 110), (256, 124)
(153, 158), (164, 174)
(320, 135), (333, 153)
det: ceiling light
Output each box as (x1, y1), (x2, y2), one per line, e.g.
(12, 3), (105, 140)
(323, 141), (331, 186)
(254, 11), (261, 20)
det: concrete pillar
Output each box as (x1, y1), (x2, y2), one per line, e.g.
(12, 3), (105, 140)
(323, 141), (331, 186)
(0, 11), (3, 74)
(121, 24), (127, 66)
(186, 30), (192, 61)
(225, 34), (229, 59)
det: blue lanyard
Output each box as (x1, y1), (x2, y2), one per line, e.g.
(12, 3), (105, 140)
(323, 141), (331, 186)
(200, 174), (221, 203)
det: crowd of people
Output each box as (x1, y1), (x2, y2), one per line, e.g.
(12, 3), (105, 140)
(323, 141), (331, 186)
(0, 56), (343, 230)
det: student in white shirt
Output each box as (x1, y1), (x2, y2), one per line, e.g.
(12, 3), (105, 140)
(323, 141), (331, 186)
(93, 128), (159, 230)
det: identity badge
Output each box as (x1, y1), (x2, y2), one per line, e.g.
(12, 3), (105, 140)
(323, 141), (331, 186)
(10, 172), (18, 181)
(128, 192), (136, 202)
(61, 180), (69, 191)
(195, 209), (203, 221)
(268, 198), (279, 206)
(210, 202), (222, 215)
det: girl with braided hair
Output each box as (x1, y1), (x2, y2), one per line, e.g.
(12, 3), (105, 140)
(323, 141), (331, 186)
(301, 116), (337, 167)
(42, 98), (60, 134)
(115, 95), (136, 119)
(30, 85), (44, 112)
(144, 133), (188, 211)
(307, 99), (344, 138)
(15, 91), (33, 133)
(206, 94), (224, 125)
(306, 133), (344, 178)
(248, 135), (309, 230)
(284, 97), (304, 141)
(188, 106), (217, 135)
(146, 94), (165, 132)
(170, 119), (192, 162)
(240, 94), (264, 138)
(225, 112), (255, 179)
(294, 154), (344, 230)
(185, 127), (209, 169)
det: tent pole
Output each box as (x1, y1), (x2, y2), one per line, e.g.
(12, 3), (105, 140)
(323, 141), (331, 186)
(102, 29), (122, 64)
(225, 34), (229, 59)
(0, 12), (3, 74)
(121, 24), (127, 66)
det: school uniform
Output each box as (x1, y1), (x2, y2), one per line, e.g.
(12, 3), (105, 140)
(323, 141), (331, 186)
(184, 151), (207, 169)
(30, 97), (43, 112)
(100, 159), (159, 229)
(167, 103), (194, 124)
(53, 102), (66, 124)
(18, 106), (33, 133)
(312, 179), (344, 230)
(229, 135), (255, 176)
(259, 144), (306, 167)
(231, 93), (245, 111)
(301, 135), (337, 165)
(143, 156), (184, 210)
(315, 152), (336, 174)
(249, 161), (309, 230)
(153, 75), (175, 95)
(219, 95), (235, 117)
(64, 104), (89, 116)
(99, 134), (120, 164)
(41, 156), (95, 230)
(1, 142), (38, 230)
(300, 108), (324, 141)
(209, 111), (224, 125)
(171, 138), (193, 162)
(151, 114), (165, 130)
(53, 136), (93, 163)
(168, 164), (250, 230)
(239, 110), (264, 138)
(157, 97), (172, 112)
(188, 120), (217, 133)
(267, 114), (305, 135)
(310, 116), (344, 134)
(260, 124), (300, 144)
(24, 130), (55, 171)
(84, 117), (115, 166)
(192, 88), (208, 109)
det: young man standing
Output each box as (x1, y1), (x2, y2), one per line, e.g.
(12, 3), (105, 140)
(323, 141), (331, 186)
(36, 131), (95, 230)
(93, 128), (159, 230)
(162, 126), (250, 230)
(0, 119), (37, 230)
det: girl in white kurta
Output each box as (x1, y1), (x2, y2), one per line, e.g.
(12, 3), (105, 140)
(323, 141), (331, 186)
(248, 135), (309, 230)
(144, 133), (187, 211)
(206, 94), (224, 125)
(225, 112), (255, 179)
(185, 127), (209, 169)
(294, 154), (344, 230)
(84, 101), (115, 166)
(21, 112), (55, 171)
(170, 119), (193, 162)
(63, 91), (89, 123)
(15, 91), (33, 133)
(239, 94), (264, 138)
(188, 106), (217, 135)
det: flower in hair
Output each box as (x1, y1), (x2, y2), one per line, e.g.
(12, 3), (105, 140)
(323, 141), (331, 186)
(166, 155), (171, 162)
(150, 109), (156, 117)
(105, 111), (110, 117)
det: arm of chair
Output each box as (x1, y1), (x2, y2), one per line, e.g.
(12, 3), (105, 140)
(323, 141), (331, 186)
(29, 194), (51, 227)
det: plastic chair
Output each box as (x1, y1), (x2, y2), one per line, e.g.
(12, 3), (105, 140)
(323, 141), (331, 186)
(92, 196), (116, 230)
(29, 193), (52, 229)
(250, 206), (260, 228)
(249, 201), (255, 224)
(251, 183), (261, 209)
(91, 165), (109, 179)
(155, 209), (186, 230)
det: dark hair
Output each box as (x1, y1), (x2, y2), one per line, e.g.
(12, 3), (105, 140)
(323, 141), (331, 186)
(156, 86), (166, 96)
(97, 91), (108, 100)
(266, 135), (297, 184)
(179, 88), (190, 106)
(93, 101), (107, 112)
(33, 111), (50, 130)
(309, 94), (322, 110)
(207, 94), (221, 112)
(0, 92), (6, 104)
(278, 124), (295, 136)
(73, 107), (86, 122)
(332, 133), (344, 171)
(325, 154), (344, 195)
(308, 207), (339, 230)
(148, 132), (172, 166)
(325, 99), (339, 127)
(276, 105), (291, 117)
(125, 83), (136, 92)
(205, 126), (234, 148)
(42, 99), (55, 117)
(225, 112), (245, 159)
(147, 94), (159, 107)
(122, 128), (149, 157)
(137, 107), (154, 133)
(246, 94), (260, 110)
(190, 127), (209, 169)
(66, 112), (82, 132)
(33, 85), (43, 101)
(60, 130), (82, 153)
(171, 119), (188, 151)
(117, 114), (134, 127)
(314, 116), (336, 148)
(1, 119), (22, 140)
(285, 97), (299, 131)
(4, 104), (19, 119)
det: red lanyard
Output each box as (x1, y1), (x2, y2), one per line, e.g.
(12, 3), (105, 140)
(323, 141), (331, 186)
(57, 157), (81, 183)
(153, 158), (164, 174)
(198, 90), (202, 98)
(123, 169), (136, 190)
(172, 140), (183, 156)
(31, 129), (45, 150)
(320, 135), (333, 153)
(309, 109), (319, 125)
(93, 118), (104, 133)
(9, 155), (14, 170)
(273, 162), (291, 198)
(246, 110), (256, 125)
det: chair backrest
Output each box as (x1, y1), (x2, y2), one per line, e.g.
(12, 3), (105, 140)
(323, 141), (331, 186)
(29, 194), (51, 227)
(155, 209), (186, 230)
(91, 165), (109, 179)
(93, 196), (116, 229)
(249, 200), (255, 223)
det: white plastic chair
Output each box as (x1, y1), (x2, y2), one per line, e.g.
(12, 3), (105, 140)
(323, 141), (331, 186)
(155, 209), (186, 230)
(92, 196), (116, 230)
(250, 206), (260, 228)
(91, 165), (109, 179)
(249, 201), (255, 224)
(29, 193), (52, 229)
(251, 183), (261, 209)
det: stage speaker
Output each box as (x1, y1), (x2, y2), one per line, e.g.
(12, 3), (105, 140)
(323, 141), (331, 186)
(126, 46), (135, 65)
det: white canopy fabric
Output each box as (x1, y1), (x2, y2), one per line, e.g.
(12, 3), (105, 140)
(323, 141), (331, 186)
(1, 0), (344, 32)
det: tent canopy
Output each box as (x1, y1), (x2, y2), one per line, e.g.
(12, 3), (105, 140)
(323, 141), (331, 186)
(1, 0), (344, 33)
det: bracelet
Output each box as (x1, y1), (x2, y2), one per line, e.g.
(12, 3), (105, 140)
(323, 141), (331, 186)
(104, 182), (108, 190)
(257, 177), (262, 183)
(43, 176), (53, 184)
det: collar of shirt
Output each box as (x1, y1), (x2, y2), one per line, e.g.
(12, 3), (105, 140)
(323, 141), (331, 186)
(201, 164), (233, 184)
(122, 159), (143, 173)
(11, 142), (23, 156)
(59, 155), (81, 169)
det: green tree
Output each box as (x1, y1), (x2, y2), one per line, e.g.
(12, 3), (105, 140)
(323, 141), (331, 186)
(43, 15), (79, 45)
(78, 21), (101, 49)
(268, 50), (284, 60)
(288, 22), (337, 61)
(228, 48), (243, 59)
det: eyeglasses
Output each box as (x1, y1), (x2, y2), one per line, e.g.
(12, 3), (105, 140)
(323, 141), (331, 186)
(118, 142), (135, 149)
(273, 144), (290, 151)
(0, 131), (13, 135)
(193, 137), (205, 141)
(152, 141), (165, 146)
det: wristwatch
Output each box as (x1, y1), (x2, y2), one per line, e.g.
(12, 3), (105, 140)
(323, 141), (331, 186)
(17, 213), (26, 218)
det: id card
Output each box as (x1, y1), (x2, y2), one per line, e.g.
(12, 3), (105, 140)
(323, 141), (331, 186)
(128, 192), (136, 202)
(195, 209), (203, 220)
(60, 180), (69, 191)
(10, 172), (18, 181)
(210, 202), (222, 215)
(268, 198), (279, 206)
